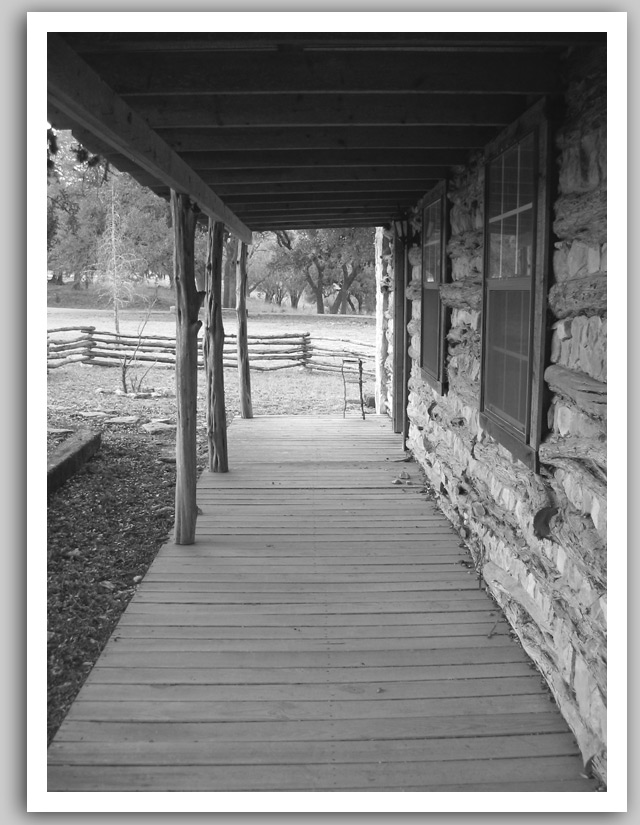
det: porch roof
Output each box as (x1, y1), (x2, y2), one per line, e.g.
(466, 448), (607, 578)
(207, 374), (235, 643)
(47, 32), (605, 241)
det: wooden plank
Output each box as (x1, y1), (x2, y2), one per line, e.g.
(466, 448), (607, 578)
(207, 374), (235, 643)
(92, 646), (530, 668)
(65, 694), (556, 723)
(65, 676), (544, 703)
(100, 634), (515, 655)
(132, 587), (484, 604)
(82, 662), (537, 685)
(121, 93), (526, 130)
(47, 35), (252, 244)
(116, 610), (505, 628)
(52, 711), (568, 743)
(111, 622), (509, 641)
(48, 731), (581, 766)
(80, 50), (562, 96)
(48, 416), (591, 792)
(63, 33), (606, 52)
(139, 577), (481, 591)
(47, 763), (597, 791)
(47, 756), (595, 791)
(156, 125), (499, 153)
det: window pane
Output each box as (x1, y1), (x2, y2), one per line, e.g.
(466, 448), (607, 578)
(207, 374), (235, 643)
(517, 206), (534, 278)
(502, 145), (519, 214)
(421, 288), (440, 376)
(485, 288), (530, 432)
(500, 214), (518, 278)
(518, 133), (535, 207)
(422, 201), (441, 283)
(488, 158), (503, 220)
(488, 221), (502, 278)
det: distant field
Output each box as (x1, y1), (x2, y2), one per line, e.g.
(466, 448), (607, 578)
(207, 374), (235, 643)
(47, 303), (376, 345)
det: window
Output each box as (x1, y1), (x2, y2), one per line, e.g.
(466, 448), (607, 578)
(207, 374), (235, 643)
(480, 101), (554, 470)
(420, 181), (449, 393)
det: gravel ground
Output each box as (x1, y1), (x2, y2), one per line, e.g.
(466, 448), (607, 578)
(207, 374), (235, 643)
(47, 321), (375, 744)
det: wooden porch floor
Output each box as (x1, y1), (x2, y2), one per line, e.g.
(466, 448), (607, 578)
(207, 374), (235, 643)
(48, 415), (597, 792)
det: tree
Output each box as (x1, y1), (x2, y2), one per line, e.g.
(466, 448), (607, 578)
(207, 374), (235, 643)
(47, 129), (176, 291)
(265, 242), (308, 308)
(266, 227), (376, 314)
(94, 177), (146, 333)
(325, 227), (376, 315)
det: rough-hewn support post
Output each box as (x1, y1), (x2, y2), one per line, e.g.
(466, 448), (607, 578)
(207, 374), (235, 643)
(171, 191), (201, 545)
(236, 242), (253, 418)
(204, 219), (229, 472)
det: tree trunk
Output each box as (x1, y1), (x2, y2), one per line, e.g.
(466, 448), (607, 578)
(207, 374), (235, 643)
(204, 220), (229, 472)
(305, 265), (325, 314)
(236, 241), (253, 419)
(171, 191), (201, 545)
(330, 264), (358, 314)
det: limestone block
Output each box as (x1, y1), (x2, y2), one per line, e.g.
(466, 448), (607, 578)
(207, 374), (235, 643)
(558, 128), (607, 194)
(551, 402), (605, 440)
(587, 245), (602, 274)
(554, 319), (573, 341)
(451, 308), (481, 331)
(553, 244), (570, 282)
(573, 654), (607, 743)
(556, 545), (567, 575)
(590, 495), (605, 535)
(554, 624), (576, 682)
(567, 241), (592, 278)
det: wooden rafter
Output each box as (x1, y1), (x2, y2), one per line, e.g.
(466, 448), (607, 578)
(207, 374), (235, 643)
(125, 93), (528, 130)
(62, 32), (607, 53)
(47, 34), (252, 245)
(76, 50), (562, 96)
(153, 126), (500, 153)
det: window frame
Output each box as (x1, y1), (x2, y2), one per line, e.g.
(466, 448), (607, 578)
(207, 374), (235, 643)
(420, 180), (450, 395)
(479, 99), (555, 471)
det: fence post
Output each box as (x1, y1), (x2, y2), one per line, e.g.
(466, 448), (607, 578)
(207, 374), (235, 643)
(301, 332), (312, 369)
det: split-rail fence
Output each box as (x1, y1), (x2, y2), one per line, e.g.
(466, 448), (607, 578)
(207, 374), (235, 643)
(46, 326), (375, 377)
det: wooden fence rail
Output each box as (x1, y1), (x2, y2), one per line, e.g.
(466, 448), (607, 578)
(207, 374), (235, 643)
(47, 327), (375, 376)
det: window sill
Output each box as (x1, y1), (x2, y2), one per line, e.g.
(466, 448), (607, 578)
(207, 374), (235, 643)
(479, 412), (538, 472)
(420, 368), (446, 396)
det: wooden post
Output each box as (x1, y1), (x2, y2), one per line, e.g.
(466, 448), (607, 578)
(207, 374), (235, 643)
(204, 219), (229, 472)
(171, 191), (201, 545)
(236, 242), (253, 418)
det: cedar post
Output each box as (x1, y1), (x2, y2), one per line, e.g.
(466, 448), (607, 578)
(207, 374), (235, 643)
(204, 219), (229, 472)
(171, 191), (201, 545)
(236, 242), (253, 418)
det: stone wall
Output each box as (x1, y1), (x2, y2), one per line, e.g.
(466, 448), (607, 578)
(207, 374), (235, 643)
(393, 47), (608, 782)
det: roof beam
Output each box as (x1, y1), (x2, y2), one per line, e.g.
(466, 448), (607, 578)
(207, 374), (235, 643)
(171, 149), (468, 170)
(223, 191), (427, 206)
(64, 33), (606, 53)
(78, 50), (563, 96)
(47, 34), (252, 244)
(107, 158), (447, 189)
(249, 218), (387, 231)
(210, 180), (439, 196)
(155, 125), (499, 153)
(127, 93), (526, 129)
(188, 166), (450, 185)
